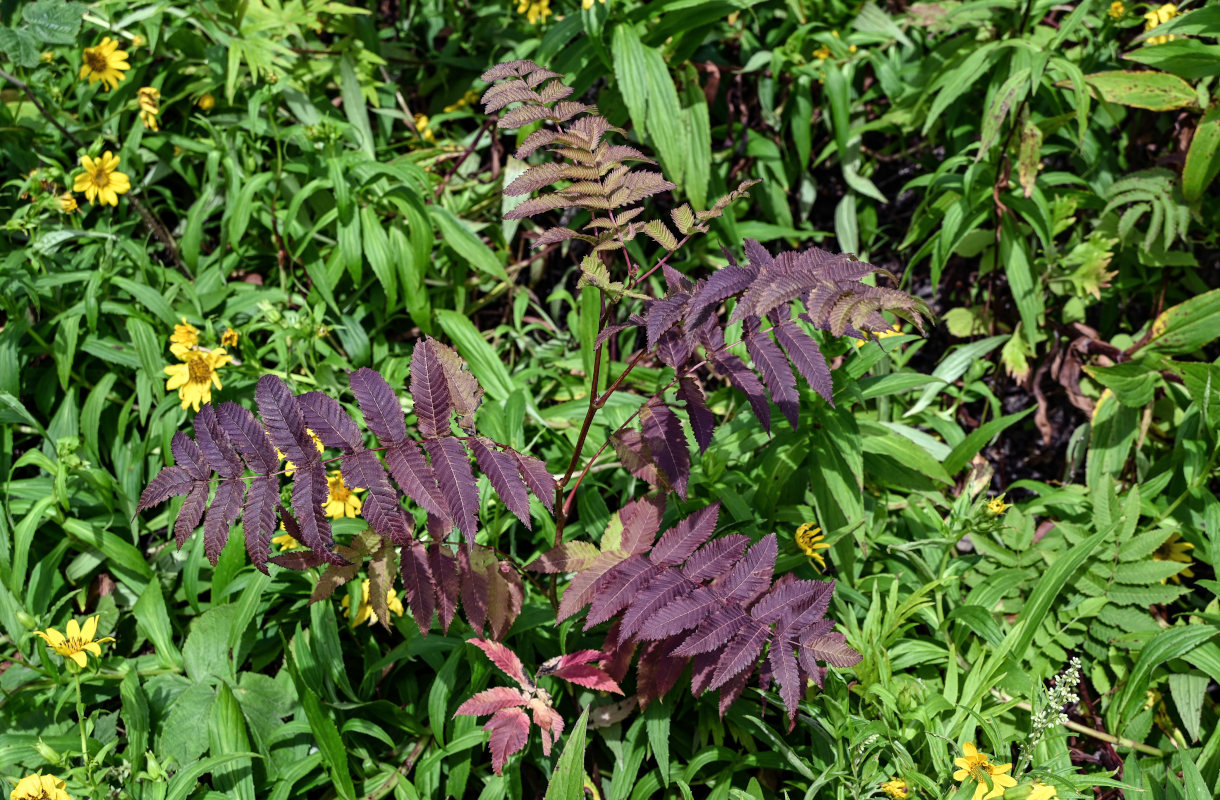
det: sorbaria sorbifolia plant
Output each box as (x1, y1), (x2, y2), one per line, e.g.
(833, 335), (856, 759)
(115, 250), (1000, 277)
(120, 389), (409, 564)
(140, 59), (930, 770)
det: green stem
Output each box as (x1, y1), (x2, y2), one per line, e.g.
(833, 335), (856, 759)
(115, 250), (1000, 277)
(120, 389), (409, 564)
(73, 670), (90, 779)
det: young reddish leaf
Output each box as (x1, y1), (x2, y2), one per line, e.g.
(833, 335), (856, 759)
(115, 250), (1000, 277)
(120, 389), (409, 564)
(773, 319), (835, 406)
(656, 326), (695, 372)
(538, 649), (602, 674)
(610, 430), (665, 489)
(469, 437), (532, 527)
(411, 339), (453, 438)
(618, 496), (665, 555)
(527, 541), (600, 573)
(512, 452), (556, 513)
(637, 637), (687, 706)
(483, 707), (531, 775)
(432, 340), (484, 434)
(454, 686), (530, 717)
(681, 534), (750, 582)
(341, 449), (412, 545)
(645, 293), (690, 349)
(677, 376), (716, 453)
(586, 557), (661, 628)
(706, 348), (772, 432)
(716, 662), (755, 717)
(241, 475), (279, 574)
(638, 585), (720, 640)
(745, 322), (800, 429)
(714, 533), (777, 604)
(425, 437), (480, 543)
(139, 467), (195, 511)
(687, 265), (757, 328)
(384, 441), (450, 521)
(487, 561), (524, 640)
(203, 478), (244, 565)
(216, 402), (279, 474)
(368, 539), (398, 630)
(255, 374), (315, 465)
(291, 464), (345, 564)
(348, 367), (407, 443)
(193, 405), (243, 478)
(460, 546), (491, 635)
(469, 638), (531, 689)
(527, 698), (565, 756)
(175, 483), (209, 548)
(618, 570), (686, 640)
(707, 623), (770, 691)
(640, 402), (690, 499)
(557, 551), (628, 622)
(800, 631), (862, 669)
(550, 663), (623, 694)
(430, 544), (461, 633)
(400, 542), (436, 634)
(651, 502), (719, 567)
(297, 391), (363, 451)
(670, 606), (750, 657)
(754, 579), (834, 626)
(171, 432), (210, 481)
(769, 640), (801, 723)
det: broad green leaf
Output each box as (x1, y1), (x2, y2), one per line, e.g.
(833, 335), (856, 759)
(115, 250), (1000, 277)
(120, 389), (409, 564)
(361, 206), (397, 310)
(22, 0), (86, 44)
(1168, 671), (1208, 743)
(1112, 625), (1218, 728)
(1124, 39), (1220, 81)
(208, 683), (256, 800)
(340, 54), (375, 158)
(431, 206), (508, 282)
(1075, 70), (1197, 111)
(1183, 106), (1220, 204)
(1145, 288), (1220, 355)
(977, 68), (1030, 160)
(544, 707), (590, 800)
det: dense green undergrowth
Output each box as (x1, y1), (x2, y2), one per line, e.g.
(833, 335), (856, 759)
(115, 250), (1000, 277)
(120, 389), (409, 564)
(2, 0), (1219, 799)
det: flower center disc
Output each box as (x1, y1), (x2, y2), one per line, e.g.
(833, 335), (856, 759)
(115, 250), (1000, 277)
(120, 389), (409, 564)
(187, 358), (212, 383)
(85, 51), (109, 72)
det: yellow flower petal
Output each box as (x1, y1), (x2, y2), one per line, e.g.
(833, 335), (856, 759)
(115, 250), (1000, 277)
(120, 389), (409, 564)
(70, 651), (88, 668)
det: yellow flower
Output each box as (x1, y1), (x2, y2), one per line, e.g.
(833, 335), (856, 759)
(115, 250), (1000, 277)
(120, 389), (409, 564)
(271, 522), (301, 551)
(856, 322), (904, 347)
(197, 93), (215, 111)
(986, 496), (1009, 515)
(40, 51), (55, 63)
(33, 616), (115, 669)
(58, 193), (77, 213)
(72, 152), (131, 207)
(516, 0), (552, 25)
(443, 89), (482, 113)
(138, 86), (161, 131)
(1144, 3), (1177, 43)
(164, 347), (232, 412)
(1152, 532), (1194, 583)
(221, 328), (239, 348)
(130, 34), (145, 49)
(953, 743), (1017, 800)
(413, 113), (436, 143)
(880, 778), (908, 798)
(170, 318), (199, 349)
(323, 471), (363, 519)
(341, 579), (404, 627)
(1109, 1), (1124, 17)
(1027, 783), (1057, 800)
(9, 772), (72, 800)
(581, 0), (606, 8)
(812, 44), (831, 61)
(795, 522), (830, 570)
(79, 37), (130, 90)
